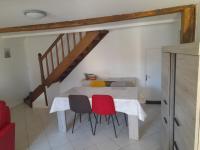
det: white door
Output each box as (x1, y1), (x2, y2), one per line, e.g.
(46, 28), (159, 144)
(145, 48), (162, 101)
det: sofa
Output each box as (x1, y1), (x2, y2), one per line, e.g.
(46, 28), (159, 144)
(0, 100), (15, 150)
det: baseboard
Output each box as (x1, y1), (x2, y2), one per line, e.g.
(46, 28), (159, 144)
(145, 100), (161, 104)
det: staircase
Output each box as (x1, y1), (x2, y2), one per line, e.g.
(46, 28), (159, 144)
(24, 30), (109, 107)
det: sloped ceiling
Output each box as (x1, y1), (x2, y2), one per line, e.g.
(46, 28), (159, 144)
(0, 0), (198, 28)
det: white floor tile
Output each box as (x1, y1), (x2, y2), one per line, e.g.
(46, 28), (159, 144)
(12, 104), (161, 150)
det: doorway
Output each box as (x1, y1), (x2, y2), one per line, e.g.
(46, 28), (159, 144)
(145, 48), (162, 101)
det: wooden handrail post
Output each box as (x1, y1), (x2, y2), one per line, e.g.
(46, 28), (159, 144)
(50, 50), (54, 71)
(61, 37), (65, 59)
(73, 33), (76, 47)
(79, 32), (82, 40)
(66, 34), (70, 54)
(56, 44), (59, 65)
(38, 53), (48, 106)
(45, 57), (50, 76)
(38, 53), (45, 82)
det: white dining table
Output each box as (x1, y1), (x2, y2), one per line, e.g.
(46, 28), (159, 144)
(50, 87), (146, 140)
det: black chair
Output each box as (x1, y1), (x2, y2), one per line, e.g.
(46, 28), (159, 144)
(68, 95), (93, 134)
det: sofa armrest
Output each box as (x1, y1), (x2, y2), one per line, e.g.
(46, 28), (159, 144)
(0, 123), (15, 150)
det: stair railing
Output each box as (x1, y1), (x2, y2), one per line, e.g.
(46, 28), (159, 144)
(38, 32), (85, 83)
(37, 32), (85, 106)
(24, 30), (108, 107)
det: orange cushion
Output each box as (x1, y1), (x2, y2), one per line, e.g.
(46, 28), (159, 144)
(90, 81), (106, 87)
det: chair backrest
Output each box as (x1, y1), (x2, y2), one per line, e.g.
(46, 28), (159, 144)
(68, 95), (91, 113)
(92, 95), (116, 115)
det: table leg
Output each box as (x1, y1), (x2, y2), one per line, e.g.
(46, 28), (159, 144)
(57, 111), (67, 132)
(128, 115), (139, 140)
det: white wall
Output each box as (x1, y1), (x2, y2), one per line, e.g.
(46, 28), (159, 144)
(23, 22), (180, 106)
(58, 23), (179, 100)
(0, 38), (29, 107)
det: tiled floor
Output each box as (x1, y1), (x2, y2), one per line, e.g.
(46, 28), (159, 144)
(12, 104), (161, 150)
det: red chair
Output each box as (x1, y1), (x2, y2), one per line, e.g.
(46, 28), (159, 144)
(92, 95), (119, 138)
(0, 101), (15, 150)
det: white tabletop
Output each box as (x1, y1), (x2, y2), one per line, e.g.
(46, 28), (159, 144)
(50, 87), (146, 121)
(60, 87), (140, 100)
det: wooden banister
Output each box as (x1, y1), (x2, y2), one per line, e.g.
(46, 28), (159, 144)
(38, 31), (87, 105)
(44, 30), (108, 86)
(40, 32), (86, 81)
(41, 34), (64, 60)
(26, 30), (107, 107)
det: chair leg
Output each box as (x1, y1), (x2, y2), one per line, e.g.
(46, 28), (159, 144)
(111, 115), (118, 138)
(72, 113), (77, 133)
(105, 115), (108, 121)
(100, 115), (102, 124)
(115, 114), (120, 126)
(80, 113), (82, 123)
(94, 113), (98, 123)
(108, 115), (110, 125)
(93, 115), (98, 135)
(88, 113), (93, 134)
(124, 114), (128, 126)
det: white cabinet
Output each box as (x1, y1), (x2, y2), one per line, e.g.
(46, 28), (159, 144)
(161, 43), (200, 150)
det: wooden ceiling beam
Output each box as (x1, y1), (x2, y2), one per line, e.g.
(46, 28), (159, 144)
(180, 6), (196, 43)
(0, 4), (196, 43)
(0, 5), (194, 33)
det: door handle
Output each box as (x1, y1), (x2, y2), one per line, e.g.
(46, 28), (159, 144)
(174, 117), (180, 127)
(174, 141), (179, 150)
(163, 99), (167, 105)
(163, 117), (168, 124)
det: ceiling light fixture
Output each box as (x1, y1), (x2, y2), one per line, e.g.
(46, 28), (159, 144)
(24, 10), (47, 19)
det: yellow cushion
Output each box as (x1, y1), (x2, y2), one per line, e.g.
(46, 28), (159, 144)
(90, 81), (106, 87)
